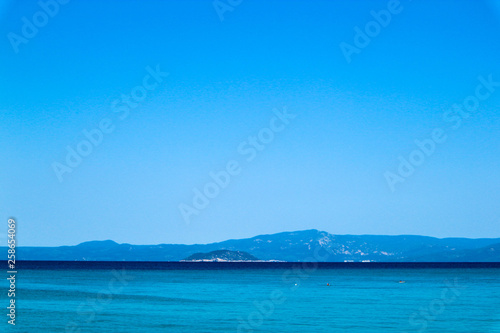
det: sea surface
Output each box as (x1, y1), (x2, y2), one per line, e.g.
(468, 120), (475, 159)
(3, 262), (500, 332)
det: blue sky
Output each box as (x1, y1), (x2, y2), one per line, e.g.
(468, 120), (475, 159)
(1, 0), (500, 246)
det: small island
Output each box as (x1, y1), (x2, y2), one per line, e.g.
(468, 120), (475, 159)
(181, 250), (259, 262)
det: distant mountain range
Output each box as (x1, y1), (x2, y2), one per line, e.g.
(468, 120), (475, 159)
(8, 230), (500, 262)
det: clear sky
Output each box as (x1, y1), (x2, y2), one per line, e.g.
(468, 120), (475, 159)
(1, 0), (500, 246)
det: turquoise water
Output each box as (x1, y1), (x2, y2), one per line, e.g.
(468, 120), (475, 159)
(4, 263), (500, 332)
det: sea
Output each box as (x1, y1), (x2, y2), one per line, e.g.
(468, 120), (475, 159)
(3, 262), (500, 332)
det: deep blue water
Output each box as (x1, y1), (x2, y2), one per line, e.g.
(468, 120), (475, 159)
(3, 261), (500, 332)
